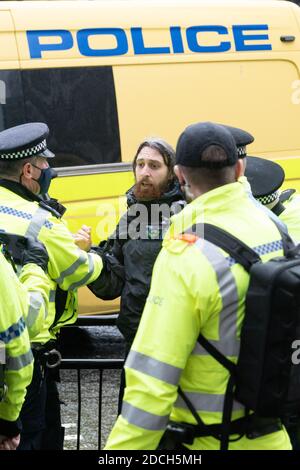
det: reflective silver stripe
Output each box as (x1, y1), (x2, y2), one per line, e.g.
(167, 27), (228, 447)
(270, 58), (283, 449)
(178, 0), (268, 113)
(249, 194), (288, 232)
(193, 238), (240, 357)
(121, 401), (169, 431)
(27, 292), (45, 328)
(25, 206), (50, 239)
(54, 252), (87, 285)
(6, 349), (33, 371)
(49, 290), (56, 302)
(175, 391), (244, 413)
(67, 253), (95, 290)
(126, 350), (182, 386)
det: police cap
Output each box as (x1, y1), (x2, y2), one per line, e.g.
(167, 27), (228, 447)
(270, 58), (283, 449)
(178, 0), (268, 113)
(176, 121), (238, 168)
(245, 156), (285, 205)
(221, 124), (254, 158)
(0, 123), (55, 160)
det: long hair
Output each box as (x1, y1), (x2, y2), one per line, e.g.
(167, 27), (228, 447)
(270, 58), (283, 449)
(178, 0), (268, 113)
(132, 137), (176, 181)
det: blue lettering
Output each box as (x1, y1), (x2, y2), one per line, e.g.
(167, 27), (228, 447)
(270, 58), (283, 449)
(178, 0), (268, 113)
(77, 28), (128, 56)
(186, 26), (231, 53)
(27, 24), (272, 59)
(131, 27), (170, 54)
(27, 30), (73, 59)
(170, 26), (184, 53)
(233, 25), (272, 51)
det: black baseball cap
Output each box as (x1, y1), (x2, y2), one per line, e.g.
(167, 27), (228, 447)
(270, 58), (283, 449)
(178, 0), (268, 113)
(176, 121), (238, 168)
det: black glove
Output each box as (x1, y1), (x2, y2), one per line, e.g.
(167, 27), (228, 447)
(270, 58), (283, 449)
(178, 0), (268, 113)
(21, 237), (49, 271)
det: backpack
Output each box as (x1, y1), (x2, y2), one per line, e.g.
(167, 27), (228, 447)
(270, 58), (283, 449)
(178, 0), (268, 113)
(166, 221), (300, 450)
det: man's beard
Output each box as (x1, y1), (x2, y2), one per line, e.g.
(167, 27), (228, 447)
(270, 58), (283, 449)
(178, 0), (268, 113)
(133, 176), (170, 201)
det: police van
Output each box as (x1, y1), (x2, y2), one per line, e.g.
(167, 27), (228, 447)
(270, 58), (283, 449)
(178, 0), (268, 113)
(0, 0), (300, 314)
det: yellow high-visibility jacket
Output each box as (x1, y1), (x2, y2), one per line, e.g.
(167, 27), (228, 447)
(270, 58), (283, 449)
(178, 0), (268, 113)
(0, 185), (103, 343)
(0, 252), (50, 435)
(280, 192), (300, 244)
(106, 182), (291, 450)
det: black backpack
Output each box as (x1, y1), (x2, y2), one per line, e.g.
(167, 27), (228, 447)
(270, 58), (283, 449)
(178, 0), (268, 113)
(167, 221), (300, 450)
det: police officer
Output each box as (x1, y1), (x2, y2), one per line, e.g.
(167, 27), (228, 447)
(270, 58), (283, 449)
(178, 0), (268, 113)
(0, 123), (103, 450)
(220, 124), (289, 233)
(105, 121), (291, 450)
(244, 156), (300, 243)
(0, 235), (50, 450)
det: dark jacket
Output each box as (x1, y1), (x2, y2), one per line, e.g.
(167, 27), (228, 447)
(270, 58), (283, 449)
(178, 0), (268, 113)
(89, 181), (185, 345)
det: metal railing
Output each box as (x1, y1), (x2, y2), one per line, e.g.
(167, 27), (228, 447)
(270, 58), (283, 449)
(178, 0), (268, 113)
(75, 314), (118, 327)
(60, 358), (124, 450)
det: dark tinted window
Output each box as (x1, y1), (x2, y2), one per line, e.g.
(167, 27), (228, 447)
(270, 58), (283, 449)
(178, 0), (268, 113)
(0, 67), (121, 167)
(0, 70), (26, 130)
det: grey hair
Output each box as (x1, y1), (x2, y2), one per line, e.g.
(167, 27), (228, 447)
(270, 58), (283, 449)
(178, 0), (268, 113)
(0, 156), (38, 178)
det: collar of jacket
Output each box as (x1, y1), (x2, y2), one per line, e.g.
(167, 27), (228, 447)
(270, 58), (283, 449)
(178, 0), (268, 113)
(165, 182), (247, 242)
(126, 180), (185, 208)
(0, 179), (62, 219)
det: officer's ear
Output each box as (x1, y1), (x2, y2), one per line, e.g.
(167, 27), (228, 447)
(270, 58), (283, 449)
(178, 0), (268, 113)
(21, 161), (34, 181)
(174, 165), (186, 186)
(235, 159), (244, 180)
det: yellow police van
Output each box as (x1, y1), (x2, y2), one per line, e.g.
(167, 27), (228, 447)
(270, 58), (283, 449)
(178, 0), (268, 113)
(0, 0), (300, 314)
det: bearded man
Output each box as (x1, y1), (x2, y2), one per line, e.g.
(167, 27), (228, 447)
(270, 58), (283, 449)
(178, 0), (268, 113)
(89, 138), (185, 410)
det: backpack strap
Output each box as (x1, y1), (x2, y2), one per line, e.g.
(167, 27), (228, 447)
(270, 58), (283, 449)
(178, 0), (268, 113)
(186, 223), (261, 272)
(268, 217), (296, 256)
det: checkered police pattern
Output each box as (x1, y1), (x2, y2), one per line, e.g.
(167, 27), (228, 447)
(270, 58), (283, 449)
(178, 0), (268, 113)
(0, 205), (53, 229)
(237, 146), (246, 158)
(226, 239), (283, 267)
(0, 139), (47, 160)
(257, 191), (279, 206)
(0, 317), (26, 344)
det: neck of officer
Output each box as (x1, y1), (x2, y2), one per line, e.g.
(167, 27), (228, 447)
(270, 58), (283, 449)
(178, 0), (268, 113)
(182, 160), (243, 201)
(0, 177), (42, 203)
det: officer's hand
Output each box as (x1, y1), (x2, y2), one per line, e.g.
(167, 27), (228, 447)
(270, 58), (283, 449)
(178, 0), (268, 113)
(21, 237), (49, 271)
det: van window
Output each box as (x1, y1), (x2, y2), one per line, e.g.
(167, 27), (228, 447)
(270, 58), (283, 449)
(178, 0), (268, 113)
(0, 67), (121, 168)
(0, 70), (25, 130)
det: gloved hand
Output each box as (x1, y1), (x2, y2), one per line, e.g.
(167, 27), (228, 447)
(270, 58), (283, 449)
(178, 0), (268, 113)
(21, 237), (49, 271)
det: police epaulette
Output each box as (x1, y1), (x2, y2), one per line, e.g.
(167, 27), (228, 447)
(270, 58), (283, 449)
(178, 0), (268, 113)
(38, 200), (62, 219)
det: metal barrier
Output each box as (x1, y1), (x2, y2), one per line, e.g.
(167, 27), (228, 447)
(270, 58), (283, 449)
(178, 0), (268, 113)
(60, 358), (124, 450)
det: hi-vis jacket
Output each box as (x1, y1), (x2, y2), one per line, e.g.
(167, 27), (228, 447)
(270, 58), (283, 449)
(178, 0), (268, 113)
(0, 252), (50, 436)
(0, 182), (103, 344)
(106, 182), (291, 450)
(280, 192), (300, 244)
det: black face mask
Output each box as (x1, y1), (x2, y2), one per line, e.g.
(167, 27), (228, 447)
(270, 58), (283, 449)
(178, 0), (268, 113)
(31, 165), (58, 195)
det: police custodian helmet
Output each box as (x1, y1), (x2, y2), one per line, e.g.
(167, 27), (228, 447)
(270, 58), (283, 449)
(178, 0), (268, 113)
(0, 123), (55, 160)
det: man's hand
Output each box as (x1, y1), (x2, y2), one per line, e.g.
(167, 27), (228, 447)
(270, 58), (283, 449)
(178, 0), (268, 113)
(73, 225), (92, 252)
(0, 434), (20, 450)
